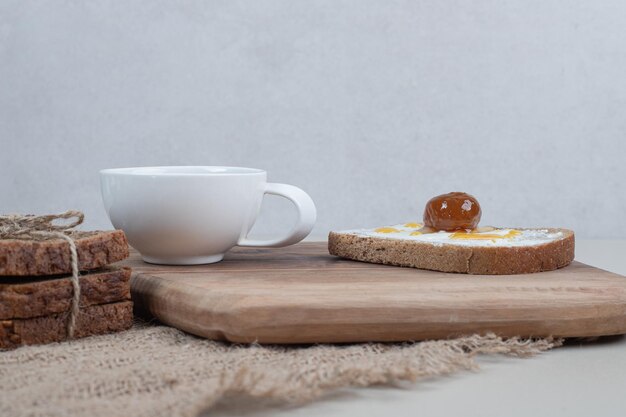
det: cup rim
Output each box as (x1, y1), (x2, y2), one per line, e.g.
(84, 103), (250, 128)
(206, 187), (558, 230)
(100, 166), (266, 176)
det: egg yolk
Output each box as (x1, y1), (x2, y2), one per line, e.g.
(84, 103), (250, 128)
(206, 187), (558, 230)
(450, 229), (521, 240)
(371, 224), (521, 241)
(404, 222), (422, 228)
(374, 227), (401, 233)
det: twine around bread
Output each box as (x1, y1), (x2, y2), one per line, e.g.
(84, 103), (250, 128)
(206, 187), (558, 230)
(0, 210), (84, 338)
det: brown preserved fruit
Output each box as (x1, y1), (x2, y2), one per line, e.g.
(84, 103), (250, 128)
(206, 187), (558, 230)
(423, 192), (481, 231)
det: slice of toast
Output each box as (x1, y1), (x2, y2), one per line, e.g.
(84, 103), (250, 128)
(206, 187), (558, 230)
(0, 301), (133, 349)
(0, 267), (131, 320)
(329, 225), (575, 275)
(0, 230), (129, 276)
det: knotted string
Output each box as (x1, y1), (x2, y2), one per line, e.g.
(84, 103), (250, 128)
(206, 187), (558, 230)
(0, 210), (84, 338)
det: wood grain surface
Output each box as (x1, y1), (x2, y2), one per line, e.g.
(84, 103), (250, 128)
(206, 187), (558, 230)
(123, 243), (626, 344)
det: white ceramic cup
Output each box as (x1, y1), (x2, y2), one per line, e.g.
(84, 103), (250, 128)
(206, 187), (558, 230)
(100, 166), (316, 265)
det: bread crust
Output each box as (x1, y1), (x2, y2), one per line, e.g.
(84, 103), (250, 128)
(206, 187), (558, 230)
(0, 301), (133, 349)
(0, 267), (131, 320)
(0, 230), (129, 276)
(328, 228), (575, 275)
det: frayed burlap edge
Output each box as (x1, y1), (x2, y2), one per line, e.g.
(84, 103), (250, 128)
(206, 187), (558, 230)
(0, 324), (562, 417)
(198, 333), (562, 413)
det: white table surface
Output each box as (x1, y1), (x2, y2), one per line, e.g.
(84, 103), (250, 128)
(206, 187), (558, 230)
(211, 240), (626, 417)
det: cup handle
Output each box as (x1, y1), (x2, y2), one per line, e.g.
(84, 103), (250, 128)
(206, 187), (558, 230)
(237, 183), (317, 248)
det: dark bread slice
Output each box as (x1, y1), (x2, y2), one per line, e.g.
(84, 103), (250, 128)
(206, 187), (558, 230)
(0, 267), (131, 320)
(0, 300), (133, 349)
(0, 230), (129, 276)
(328, 228), (575, 275)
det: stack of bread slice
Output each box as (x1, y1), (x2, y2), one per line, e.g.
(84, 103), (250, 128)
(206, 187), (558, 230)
(0, 230), (132, 349)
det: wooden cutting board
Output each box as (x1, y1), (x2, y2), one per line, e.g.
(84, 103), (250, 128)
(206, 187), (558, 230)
(123, 243), (626, 344)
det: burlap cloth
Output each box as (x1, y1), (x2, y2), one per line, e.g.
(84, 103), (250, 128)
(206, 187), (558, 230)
(0, 322), (561, 417)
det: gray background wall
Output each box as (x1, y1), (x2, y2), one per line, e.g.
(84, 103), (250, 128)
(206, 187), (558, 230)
(1, 0), (625, 239)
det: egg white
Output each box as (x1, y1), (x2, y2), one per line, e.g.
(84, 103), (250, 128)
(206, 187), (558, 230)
(337, 224), (564, 247)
